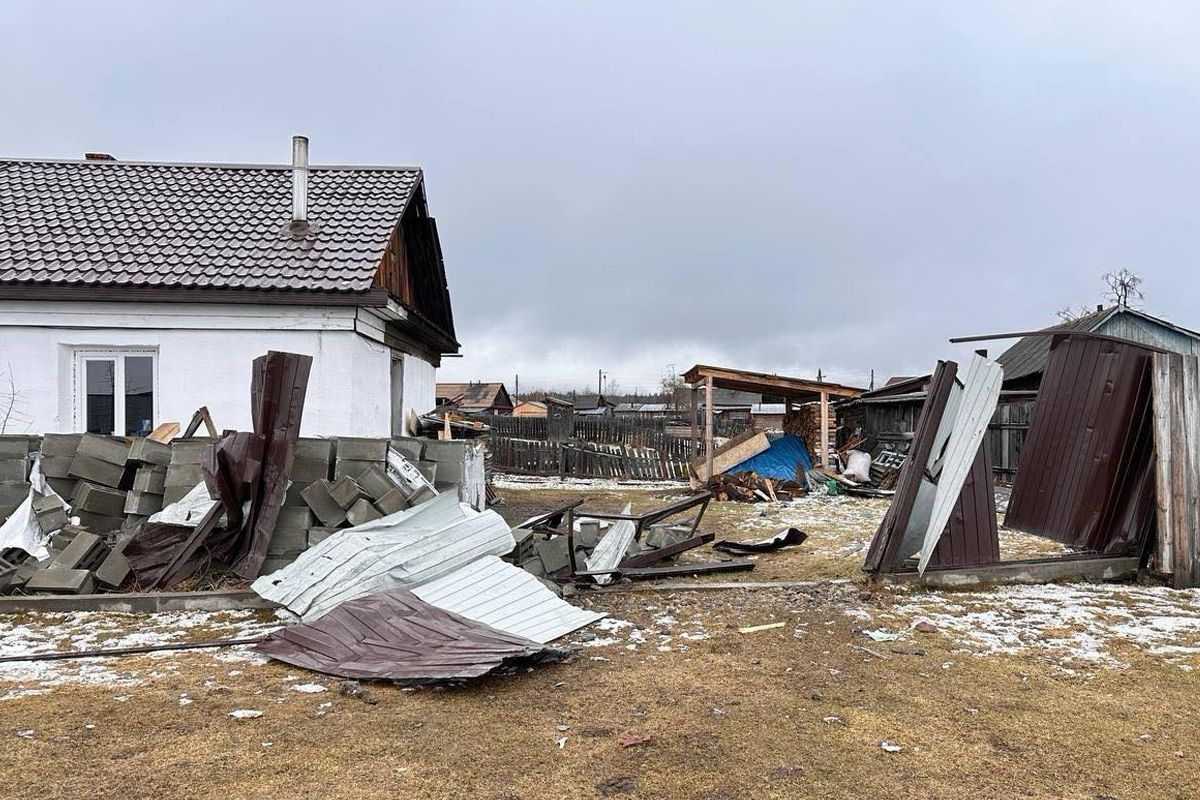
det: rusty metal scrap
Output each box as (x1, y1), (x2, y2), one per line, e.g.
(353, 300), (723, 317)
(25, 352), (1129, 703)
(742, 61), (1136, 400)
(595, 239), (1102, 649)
(256, 589), (568, 682)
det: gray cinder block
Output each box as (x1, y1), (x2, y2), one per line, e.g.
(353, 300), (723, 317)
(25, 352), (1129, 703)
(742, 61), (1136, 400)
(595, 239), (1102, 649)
(329, 476), (365, 510)
(375, 487), (410, 516)
(68, 454), (126, 489)
(334, 458), (381, 481)
(40, 433), (82, 457)
(25, 568), (95, 594)
(39, 455), (74, 479)
(128, 438), (172, 466)
(132, 465), (167, 494)
(76, 434), (130, 466)
(354, 464), (396, 501)
(335, 437), (389, 462)
(345, 498), (383, 527)
(124, 490), (164, 516)
(301, 479), (348, 528)
(389, 437), (425, 462)
(0, 458), (29, 482)
(73, 482), (128, 516)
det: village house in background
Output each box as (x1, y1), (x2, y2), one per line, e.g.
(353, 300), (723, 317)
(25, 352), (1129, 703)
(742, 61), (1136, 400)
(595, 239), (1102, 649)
(0, 137), (457, 437)
(434, 382), (514, 416)
(996, 304), (1200, 390)
(511, 399), (547, 417)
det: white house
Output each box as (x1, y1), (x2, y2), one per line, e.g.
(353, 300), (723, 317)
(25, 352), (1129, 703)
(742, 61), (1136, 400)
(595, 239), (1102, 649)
(0, 137), (459, 437)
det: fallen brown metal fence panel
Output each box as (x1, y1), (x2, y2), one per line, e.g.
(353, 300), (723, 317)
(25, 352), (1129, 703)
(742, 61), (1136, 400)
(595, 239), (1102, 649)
(926, 440), (999, 569)
(1005, 335), (1155, 554)
(230, 351), (312, 578)
(863, 360), (958, 573)
(256, 589), (567, 682)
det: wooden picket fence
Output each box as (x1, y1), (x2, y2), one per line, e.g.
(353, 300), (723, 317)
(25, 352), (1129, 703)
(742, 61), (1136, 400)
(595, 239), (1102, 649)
(489, 437), (690, 480)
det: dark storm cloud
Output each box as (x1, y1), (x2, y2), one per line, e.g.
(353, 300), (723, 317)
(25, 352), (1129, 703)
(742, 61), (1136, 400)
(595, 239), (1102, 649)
(4, 1), (1200, 390)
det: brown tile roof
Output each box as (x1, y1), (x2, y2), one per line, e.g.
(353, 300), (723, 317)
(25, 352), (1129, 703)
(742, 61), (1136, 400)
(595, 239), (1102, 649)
(0, 158), (422, 293)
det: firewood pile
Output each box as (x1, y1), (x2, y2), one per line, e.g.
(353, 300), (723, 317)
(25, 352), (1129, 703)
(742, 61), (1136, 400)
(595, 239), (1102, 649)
(706, 471), (803, 503)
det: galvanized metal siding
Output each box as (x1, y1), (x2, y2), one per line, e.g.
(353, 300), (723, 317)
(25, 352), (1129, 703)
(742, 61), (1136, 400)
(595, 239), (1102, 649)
(412, 556), (605, 643)
(918, 355), (1003, 573)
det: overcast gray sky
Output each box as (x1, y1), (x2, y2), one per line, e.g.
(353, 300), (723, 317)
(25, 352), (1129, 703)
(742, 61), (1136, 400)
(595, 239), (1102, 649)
(5, 1), (1200, 393)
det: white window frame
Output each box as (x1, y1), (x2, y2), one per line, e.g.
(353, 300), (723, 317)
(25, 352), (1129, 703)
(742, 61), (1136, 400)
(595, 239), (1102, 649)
(72, 348), (159, 436)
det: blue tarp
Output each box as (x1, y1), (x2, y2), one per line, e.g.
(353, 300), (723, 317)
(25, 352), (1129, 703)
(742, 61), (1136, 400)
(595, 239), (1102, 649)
(727, 435), (812, 482)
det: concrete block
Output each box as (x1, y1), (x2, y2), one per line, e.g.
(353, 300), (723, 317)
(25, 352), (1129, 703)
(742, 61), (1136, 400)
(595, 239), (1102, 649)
(290, 456), (332, 483)
(277, 506), (313, 530)
(355, 464), (396, 501)
(535, 535), (572, 574)
(345, 498), (382, 527)
(76, 433), (130, 466)
(295, 438), (336, 461)
(25, 568), (95, 594)
(133, 465), (167, 494)
(170, 440), (211, 465)
(334, 458), (381, 480)
(49, 531), (103, 570)
(335, 437), (389, 462)
(0, 481), (31, 506)
(40, 433), (82, 457)
(576, 520), (601, 550)
(300, 480), (348, 528)
(124, 490), (163, 516)
(375, 487), (410, 516)
(165, 463), (205, 487)
(0, 459), (28, 482)
(329, 476), (365, 510)
(68, 454), (126, 488)
(94, 536), (131, 590)
(257, 555), (298, 577)
(421, 439), (468, 466)
(162, 486), (191, 506)
(74, 511), (123, 534)
(73, 482), (127, 516)
(36, 512), (69, 537)
(0, 436), (37, 459)
(128, 437), (172, 466)
(389, 437), (425, 462)
(307, 527), (338, 547)
(519, 556), (547, 578)
(45, 478), (76, 499)
(267, 527), (308, 556)
(415, 461), (438, 484)
(40, 455), (74, 479)
(283, 482), (311, 507)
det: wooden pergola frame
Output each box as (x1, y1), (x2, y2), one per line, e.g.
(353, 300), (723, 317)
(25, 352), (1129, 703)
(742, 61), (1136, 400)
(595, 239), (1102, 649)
(680, 364), (863, 477)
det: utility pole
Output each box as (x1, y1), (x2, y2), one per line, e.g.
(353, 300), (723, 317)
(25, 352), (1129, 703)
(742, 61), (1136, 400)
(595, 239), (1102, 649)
(514, 373), (519, 402)
(597, 369), (604, 396)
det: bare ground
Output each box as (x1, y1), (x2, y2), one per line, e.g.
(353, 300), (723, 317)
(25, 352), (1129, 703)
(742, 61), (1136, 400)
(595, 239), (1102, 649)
(1, 483), (1198, 800)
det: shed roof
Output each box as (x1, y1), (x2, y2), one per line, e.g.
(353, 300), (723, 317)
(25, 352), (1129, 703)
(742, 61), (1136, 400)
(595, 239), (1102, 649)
(996, 306), (1200, 384)
(681, 364), (863, 401)
(0, 157), (421, 295)
(436, 382), (511, 409)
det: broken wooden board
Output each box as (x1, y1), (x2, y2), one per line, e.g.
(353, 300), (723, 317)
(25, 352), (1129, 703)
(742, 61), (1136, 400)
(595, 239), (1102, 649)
(690, 430), (770, 482)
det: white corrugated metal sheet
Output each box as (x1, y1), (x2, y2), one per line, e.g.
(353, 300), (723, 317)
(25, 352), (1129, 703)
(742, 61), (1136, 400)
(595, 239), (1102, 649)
(412, 556), (605, 643)
(917, 354), (1003, 573)
(252, 492), (515, 620)
(585, 502), (635, 585)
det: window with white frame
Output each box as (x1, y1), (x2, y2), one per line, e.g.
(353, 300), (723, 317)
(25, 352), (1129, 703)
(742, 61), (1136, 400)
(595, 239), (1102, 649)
(73, 349), (158, 437)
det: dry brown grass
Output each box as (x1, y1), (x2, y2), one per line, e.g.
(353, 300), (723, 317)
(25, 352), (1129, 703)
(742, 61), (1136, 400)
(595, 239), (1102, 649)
(2, 587), (1198, 800)
(2, 487), (1198, 799)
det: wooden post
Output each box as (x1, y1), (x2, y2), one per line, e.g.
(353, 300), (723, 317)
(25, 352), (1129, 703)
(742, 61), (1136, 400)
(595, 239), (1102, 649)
(819, 390), (829, 468)
(690, 385), (699, 458)
(784, 397), (793, 433)
(704, 376), (714, 481)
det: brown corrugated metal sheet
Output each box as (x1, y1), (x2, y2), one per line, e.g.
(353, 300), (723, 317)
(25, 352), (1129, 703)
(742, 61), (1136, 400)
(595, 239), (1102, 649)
(124, 502), (226, 589)
(202, 431), (265, 533)
(927, 440), (999, 568)
(229, 351), (311, 578)
(1004, 335), (1155, 554)
(864, 360), (957, 573)
(256, 589), (567, 682)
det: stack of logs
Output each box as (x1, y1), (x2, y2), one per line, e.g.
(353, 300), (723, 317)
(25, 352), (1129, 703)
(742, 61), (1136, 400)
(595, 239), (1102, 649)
(707, 472), (803, 503)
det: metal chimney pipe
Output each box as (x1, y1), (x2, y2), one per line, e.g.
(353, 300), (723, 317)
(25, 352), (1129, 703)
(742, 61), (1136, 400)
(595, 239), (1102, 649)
(291, 135), (309, 225)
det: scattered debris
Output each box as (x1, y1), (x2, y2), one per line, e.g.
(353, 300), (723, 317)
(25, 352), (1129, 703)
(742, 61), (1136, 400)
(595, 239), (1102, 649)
(738, 622), (785, 634)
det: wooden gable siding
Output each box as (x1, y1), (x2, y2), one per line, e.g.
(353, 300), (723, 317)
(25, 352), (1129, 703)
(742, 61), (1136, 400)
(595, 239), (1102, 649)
(372, 185), (457, 346)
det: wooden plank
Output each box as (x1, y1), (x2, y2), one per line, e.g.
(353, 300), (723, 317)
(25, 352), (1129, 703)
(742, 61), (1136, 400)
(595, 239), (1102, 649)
(819, 391), (829, 468)
(690, 430), (770, 482)
(704, 376), (714, 483)
(1178, 355), (1200, 587)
